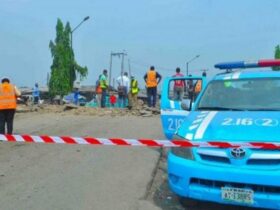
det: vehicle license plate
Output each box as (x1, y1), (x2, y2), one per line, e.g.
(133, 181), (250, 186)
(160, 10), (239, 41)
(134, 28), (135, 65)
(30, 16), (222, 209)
(221, 187), (254, 204)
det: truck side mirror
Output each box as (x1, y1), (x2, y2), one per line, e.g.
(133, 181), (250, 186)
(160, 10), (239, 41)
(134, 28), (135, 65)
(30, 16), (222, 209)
(181, 99), (191, 111)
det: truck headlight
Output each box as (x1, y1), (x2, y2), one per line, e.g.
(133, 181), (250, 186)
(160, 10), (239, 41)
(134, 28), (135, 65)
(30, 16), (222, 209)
(171, 134), (194, 160)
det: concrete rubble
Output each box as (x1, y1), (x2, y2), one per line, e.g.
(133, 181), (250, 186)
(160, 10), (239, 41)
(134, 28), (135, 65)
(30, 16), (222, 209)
(16, 99), (161, 117)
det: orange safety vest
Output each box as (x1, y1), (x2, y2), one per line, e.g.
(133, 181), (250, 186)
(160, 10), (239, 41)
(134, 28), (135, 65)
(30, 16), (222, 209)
(96, 85), (102, 94)
(194, 80), (202, 93)
(146, 70), (157, 88)
(0, 83), (17, 110)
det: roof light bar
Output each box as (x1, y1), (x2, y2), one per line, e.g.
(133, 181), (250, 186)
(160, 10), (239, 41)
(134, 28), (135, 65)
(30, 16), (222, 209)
(215, 59), (280, 70)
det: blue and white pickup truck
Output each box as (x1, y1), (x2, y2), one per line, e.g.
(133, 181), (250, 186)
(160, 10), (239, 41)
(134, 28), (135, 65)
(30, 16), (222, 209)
(160, 60), (280, 209)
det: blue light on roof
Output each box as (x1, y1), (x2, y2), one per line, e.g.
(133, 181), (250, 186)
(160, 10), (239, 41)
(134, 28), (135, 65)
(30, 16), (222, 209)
(214, 61), (258, 69)
(214, 59), (280, 70)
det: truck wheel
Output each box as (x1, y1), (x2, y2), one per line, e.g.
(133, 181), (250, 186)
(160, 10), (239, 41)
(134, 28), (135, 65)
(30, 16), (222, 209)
(179, 197), (199, 207)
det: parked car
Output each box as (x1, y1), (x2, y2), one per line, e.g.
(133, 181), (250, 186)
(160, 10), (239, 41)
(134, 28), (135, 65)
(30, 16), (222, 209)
(161, 59), (280, 209)
(63, 93), (87, 106)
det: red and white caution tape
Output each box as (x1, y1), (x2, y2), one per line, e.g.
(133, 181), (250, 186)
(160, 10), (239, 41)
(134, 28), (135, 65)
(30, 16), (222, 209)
(0, 134), (280, 149)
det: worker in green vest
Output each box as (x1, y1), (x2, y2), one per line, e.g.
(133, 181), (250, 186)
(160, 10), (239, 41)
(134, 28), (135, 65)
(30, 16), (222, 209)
(128, 76), (139, 110)
(99, 69), (109, 108)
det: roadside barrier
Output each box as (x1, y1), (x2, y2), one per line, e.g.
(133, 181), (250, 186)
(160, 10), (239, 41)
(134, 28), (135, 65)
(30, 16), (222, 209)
(0, 134), (279, 149)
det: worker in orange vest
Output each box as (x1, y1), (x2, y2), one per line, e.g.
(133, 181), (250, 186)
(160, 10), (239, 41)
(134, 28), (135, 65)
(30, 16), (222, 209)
(144, 66), (162, 107)
(0, 77), (21, 134)
(194, 71), (207, 100)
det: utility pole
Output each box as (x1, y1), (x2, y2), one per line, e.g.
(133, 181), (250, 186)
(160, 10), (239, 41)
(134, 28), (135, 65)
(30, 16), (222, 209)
(128, 59), (131, 78)
(109, 52), (113, 86)
(109, 51), (127, 86)
(121, 52), (125, 76)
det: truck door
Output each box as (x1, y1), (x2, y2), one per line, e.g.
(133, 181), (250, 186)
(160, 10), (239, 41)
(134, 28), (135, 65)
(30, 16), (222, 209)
(160, 76), (205, 139)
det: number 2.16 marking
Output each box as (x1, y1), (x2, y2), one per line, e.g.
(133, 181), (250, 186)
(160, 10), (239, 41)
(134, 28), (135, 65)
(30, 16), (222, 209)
(222, 118), (278, 127)
(222, 118), (253, 126)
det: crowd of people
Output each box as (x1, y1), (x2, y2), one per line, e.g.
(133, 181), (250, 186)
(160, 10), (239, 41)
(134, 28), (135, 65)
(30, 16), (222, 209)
(95, 65), (206, 109)
(172, 68), (206, 101)
(95, 69), (140, 109)
(94, 66), (162, 109)
(0, 67), (205, 135)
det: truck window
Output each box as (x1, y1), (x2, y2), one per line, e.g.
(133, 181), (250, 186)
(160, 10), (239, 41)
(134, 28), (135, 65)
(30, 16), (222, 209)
(168, 79), (203, 101)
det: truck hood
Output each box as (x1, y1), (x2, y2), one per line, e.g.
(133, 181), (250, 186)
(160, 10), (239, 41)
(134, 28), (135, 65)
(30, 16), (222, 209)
(177, 111), (280, 142)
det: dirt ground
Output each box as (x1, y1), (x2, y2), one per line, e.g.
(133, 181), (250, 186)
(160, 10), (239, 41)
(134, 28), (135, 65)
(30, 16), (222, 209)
(0, 106), (259, 210)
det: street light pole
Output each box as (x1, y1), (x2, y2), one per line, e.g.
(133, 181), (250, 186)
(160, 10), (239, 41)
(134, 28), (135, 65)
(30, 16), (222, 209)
(186, 55), (200, 76)
(70, 16), (90, 85)
(70, 16), (90, 49)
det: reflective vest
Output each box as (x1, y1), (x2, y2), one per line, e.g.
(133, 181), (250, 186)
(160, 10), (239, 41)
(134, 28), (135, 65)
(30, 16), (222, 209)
(99, 75), (108, 89)
(173, 73), (185, 87)
(194, 80), (202, 93)
(96, 85), (102, 94)
(146, 70), (157, 88)
(131, 79), (139, 94)
(0, 83), (17, 110)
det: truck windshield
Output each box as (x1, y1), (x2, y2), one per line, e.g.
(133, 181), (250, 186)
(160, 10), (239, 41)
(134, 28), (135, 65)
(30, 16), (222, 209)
(197, 78), (280, 111)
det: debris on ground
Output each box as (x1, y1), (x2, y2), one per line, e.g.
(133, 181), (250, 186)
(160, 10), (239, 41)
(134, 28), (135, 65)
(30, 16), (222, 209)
(16, 99), (161, 117)
(63, 104), (79, 111)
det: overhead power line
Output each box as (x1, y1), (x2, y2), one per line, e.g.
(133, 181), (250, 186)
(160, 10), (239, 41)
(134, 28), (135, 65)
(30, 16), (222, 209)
(129, 58), (173, 71)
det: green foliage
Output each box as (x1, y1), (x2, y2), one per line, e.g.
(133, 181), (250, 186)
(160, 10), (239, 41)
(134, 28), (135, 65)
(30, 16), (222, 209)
(49, 19), (88, 97)
(272, 45), (280, 71)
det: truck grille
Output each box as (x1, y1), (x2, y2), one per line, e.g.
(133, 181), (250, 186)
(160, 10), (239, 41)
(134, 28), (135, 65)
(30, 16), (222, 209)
(197, 148), (230, 164)
(190, 178), (280, 194)
(247, 159), (280, 165)
(197, 148), (280, 166)
(247, 150), (280, 166)
(199, 154), (230, 164)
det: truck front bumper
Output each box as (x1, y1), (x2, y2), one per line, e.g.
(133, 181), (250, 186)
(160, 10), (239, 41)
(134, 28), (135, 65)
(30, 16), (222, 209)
(168, 153), (280, 209)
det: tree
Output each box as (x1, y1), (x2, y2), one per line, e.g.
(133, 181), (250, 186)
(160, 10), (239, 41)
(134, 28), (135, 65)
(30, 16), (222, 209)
(272, 45), (280, 71)
(49, 19), (88, 98)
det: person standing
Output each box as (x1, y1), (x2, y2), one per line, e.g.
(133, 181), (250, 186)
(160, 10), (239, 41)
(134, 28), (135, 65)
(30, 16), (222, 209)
(109, 93), (117, 107)
(194, 71), (207, 100)
(187, 74), (194, 101)
(32, 83), (40, 105)
(95, 75), (102, 107)
(99, 69), (109, 108)
(128, 76), (139, 109)
(116, 72), (130, 108)
(144, 66), (162, 107)
(0, 77), (21, 134)
(73, 88), (79, 105)
(172, 67), (186, 100)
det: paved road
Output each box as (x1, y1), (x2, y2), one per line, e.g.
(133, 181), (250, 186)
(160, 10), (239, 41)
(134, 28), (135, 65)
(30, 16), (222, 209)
(0, 113), (163, 210)
(0, 112), (261, 210)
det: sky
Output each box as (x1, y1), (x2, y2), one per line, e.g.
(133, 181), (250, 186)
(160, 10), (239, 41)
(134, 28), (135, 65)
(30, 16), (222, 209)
(1, 0), (280, 89)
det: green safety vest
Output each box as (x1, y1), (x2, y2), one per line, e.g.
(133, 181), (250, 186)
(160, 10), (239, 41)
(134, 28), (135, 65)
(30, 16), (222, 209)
(100, 75), (108, 89)
(131, 79), (139, 94)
